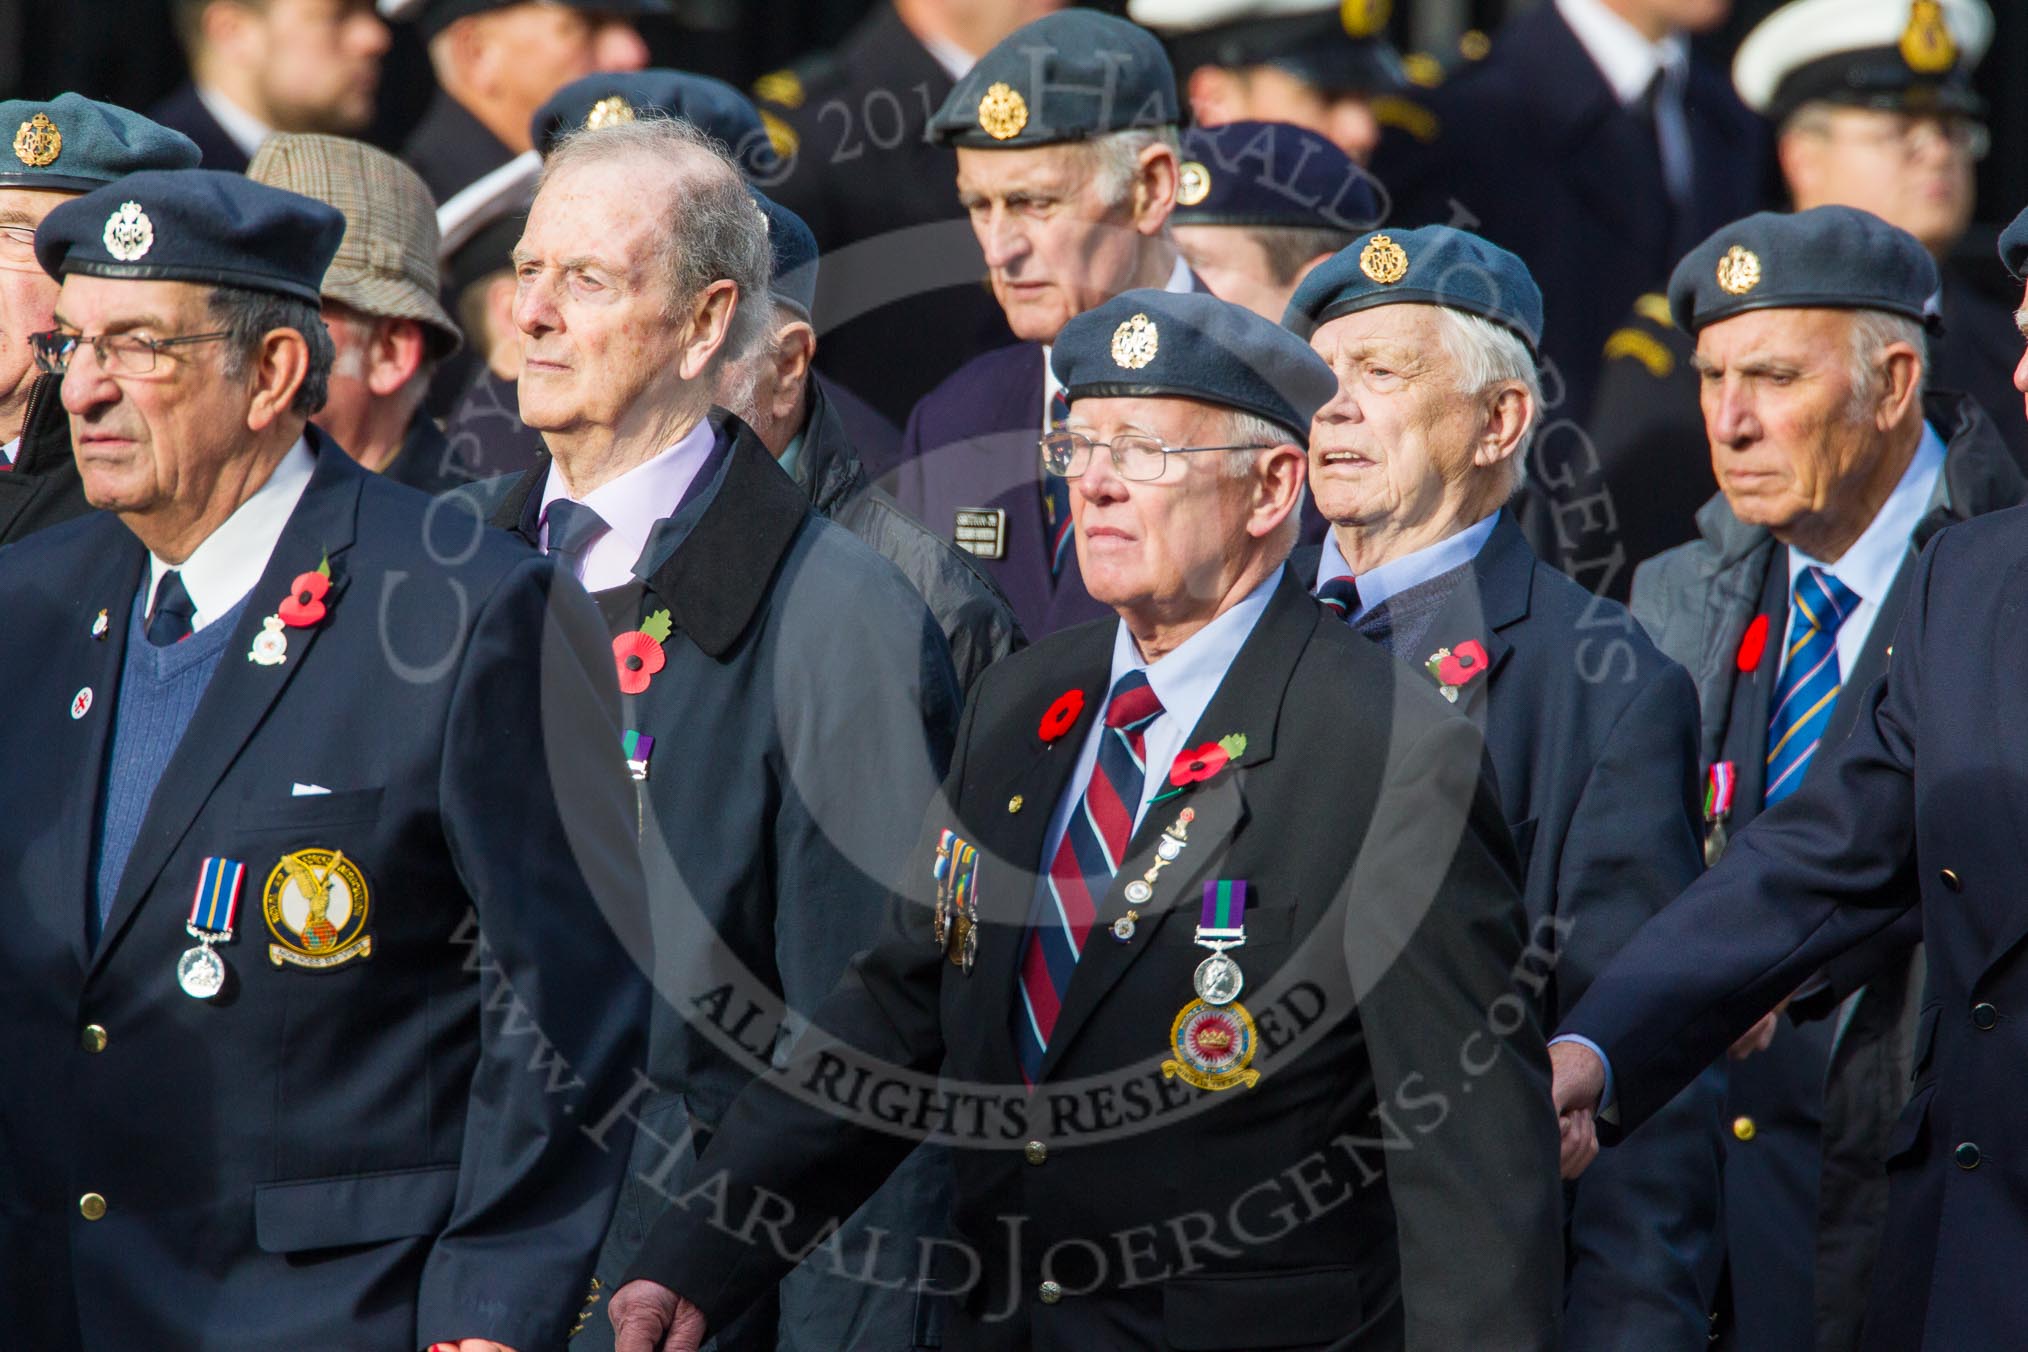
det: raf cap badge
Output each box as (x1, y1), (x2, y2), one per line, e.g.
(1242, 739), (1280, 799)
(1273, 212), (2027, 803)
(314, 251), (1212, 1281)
(1111, 312), (1160, 370)
(264, 847), (373, 971)
(102, 200), (154, 263)
(586, 95), (637, 129)
(1716, 244), (1762, 296)
(13, 111), (60, 168)
(977, 82), (1029, 141)
(1901, 0), (1957, 75)
(1177, 161), (1211, 207)
(1360, 233), (1409, 285)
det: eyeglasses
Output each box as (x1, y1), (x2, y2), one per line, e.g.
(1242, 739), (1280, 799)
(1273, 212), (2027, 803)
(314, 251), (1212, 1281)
(0, 225), (36, 265)
(1041, 431), (1273, 481)
(1804, 114), (1990, 163)
(31, 329), (233, 377)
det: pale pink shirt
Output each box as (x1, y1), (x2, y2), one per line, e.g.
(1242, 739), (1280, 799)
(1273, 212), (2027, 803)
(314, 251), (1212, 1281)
(537, 417), (718, 592)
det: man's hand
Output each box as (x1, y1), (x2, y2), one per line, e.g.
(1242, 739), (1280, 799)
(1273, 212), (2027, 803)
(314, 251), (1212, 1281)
(1728, 1009), (1780, 1060)
(1549, 1040), (1607, 1180)
(609, 1279), (707, 1352)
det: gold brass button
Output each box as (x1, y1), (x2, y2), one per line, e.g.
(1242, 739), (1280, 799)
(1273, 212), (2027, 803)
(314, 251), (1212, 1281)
(1024, 1140), (1048, 1166)
(1732, 1116), (1757, 1142)
(1008, 795), (1024, 814)
(1940, 868), (1964, 893)
(80, 1024), (107, 1054)
(1038, 1280), (1062, 1305)
(79, 1192), (107, 1221)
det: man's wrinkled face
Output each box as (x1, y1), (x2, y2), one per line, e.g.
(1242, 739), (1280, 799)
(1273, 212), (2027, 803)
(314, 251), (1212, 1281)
(0, 187), (70, 422)
(1066, 394), (1266, 613)
(249, 0), (390, 133)
(53, 275), (255, 518)
(1693, 307), (1883, 537)
(1785, 107), (1978, 255)
(512, 155), (691, 437)
(957, 145), (1148, 344)
(1306, 304), (1481, 530)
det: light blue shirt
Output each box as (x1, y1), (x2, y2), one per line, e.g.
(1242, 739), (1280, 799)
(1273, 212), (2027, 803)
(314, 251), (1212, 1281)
(1037, 566), (1282, 873)
(1314, 511), (1499, 618)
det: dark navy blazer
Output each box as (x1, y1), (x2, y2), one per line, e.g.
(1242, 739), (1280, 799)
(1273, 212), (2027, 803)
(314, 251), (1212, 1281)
(0, 436), (647, 1351)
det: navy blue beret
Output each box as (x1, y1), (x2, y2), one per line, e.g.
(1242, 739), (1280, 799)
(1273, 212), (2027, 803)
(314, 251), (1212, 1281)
(531, 69), (777, 178)
(1667, 206), (1937, 334)
(0, 93), (199, 193)
(1999, 205), (2028, 283)
(1051, 288), (1336, 439)
(410, 0), (668, 42)
(36, 169), (344, 306)
(1283, 224), (1544, 354)
(1173, 121), (1380, 232)
(751, 190), (817, 319)
(929, 10), (1180, 149)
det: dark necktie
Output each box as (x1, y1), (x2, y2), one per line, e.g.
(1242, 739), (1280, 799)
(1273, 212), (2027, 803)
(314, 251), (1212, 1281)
(146, 569), (196, 647)
(1015, 669), (1164, 1084)
(1316, 573), (1361, 619)
(1042, 388), (1074, 580)
(543, 499), (610, 581)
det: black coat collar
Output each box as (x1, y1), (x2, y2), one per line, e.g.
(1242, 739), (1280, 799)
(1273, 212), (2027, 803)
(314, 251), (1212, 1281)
(793, 374), (866, 517)
(488, 412), (812, 659)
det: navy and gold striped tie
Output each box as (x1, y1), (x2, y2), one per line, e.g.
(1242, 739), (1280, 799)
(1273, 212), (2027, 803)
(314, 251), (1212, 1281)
(1765, 566), (1859, 807)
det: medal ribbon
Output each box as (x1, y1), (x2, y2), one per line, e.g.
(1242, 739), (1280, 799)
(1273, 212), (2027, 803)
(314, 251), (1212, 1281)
(1704, 761), (1736, 822)
(189, 857), (245, 937)
(1197, 879), (1247, 944)
(621, 729), (655, 762)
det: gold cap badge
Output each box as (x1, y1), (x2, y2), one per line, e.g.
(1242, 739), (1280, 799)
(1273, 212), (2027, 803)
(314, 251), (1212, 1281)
(13, 112), (60, 168)
(1900, 0), (1957, 75)
(1715, 244), (1761, 297)
(102, 200), (154, 263)
(585, 94), (637, 130)
(978, 82), (1029, 141)
(1111, 312), (1159, 370)
(1341, 0), (1391, 39)
(1359, 233), (1409, 284)
(1177, 161), (1211, 207)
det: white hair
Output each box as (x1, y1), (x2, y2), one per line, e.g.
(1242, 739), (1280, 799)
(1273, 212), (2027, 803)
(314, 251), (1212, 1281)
(1084, 126), (1181, 208)
(1431, 307), (1541, 493)
(1846, 309), (1928, 420)
(1223, 409), (1303, 477)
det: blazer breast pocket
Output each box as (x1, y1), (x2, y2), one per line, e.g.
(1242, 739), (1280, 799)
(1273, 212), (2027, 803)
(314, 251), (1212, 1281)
(253, 1162), (457, 1253)
(238, 787), (386, 835)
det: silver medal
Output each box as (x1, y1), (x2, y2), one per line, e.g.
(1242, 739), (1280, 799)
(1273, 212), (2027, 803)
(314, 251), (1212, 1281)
(1125, 879), (1153, 904)
(1111, 915), (1136, 943)
(177, 943), (227, 1000)
(1156, 836), (1182, 862)
(1193, 951), (1243, 1005)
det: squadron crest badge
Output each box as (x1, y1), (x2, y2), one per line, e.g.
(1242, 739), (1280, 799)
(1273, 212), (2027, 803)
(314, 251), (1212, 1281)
(977, 82), (1029, 141)
(1359, 233), (1409, 285)
(1715, 245), (1762, 297)
(264, 847), (373, 971)
(13, 112), (60, 168)
(103, 200), (154, 263)
(1111, 312), (1159, 370)
(586, 95), (636, 129)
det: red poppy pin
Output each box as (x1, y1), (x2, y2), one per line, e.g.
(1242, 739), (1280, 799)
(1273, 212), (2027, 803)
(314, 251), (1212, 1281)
(249, 557), (332, 667)
(1736, 614), (1769, 672)
(614, 608), (672, 695)
(1425, 639), (1490, 703)
(1038, 689), (1085, 742)
(1166, 733), (1248, 789)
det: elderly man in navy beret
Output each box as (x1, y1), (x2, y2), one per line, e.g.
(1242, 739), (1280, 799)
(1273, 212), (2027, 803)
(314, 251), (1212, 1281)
(1553, 203), (2028, 1352)
(608, 286), (1562, 1352)
(1284, 223), (1722, 1351)
(0, 167), (648, 1352)
(0, 93), (198, 546)
(1170, 119), (1378, 322)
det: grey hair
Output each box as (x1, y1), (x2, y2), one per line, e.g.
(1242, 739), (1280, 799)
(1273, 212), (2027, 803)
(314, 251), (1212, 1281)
(539, 115), (774, 367)
(1846, 309), (1928, 419)
(1085, 126), (1182, 208)
(1223, 409), (1303, 477)
(1432, 307), (1540, 493)
(206, 283), (333, 417)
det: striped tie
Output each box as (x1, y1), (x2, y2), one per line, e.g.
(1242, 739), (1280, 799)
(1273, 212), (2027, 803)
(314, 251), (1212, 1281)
(1764, 567), (1859, 807)
(1043, 388), (1075, 580)
(1316, 573), (1360, 619)
(1016, 669), (1163, 1084)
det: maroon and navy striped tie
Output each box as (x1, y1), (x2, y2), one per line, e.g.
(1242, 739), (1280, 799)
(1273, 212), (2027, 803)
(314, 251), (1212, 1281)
(1316, 573), (1361, 619)
(1042, 388), (1075, 580)
(1015, 669), (1163, 1085)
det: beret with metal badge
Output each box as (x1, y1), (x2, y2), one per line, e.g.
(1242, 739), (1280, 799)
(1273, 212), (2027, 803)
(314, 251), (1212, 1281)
(1, 92), (199, 194)
(1283, 223), (1544, 354)
(1173, 120), (1381, 232)
(1666, 205), (1938, 335)
(750, 189), (817, 320)
(928, 10), (1180, 149)
(1051, 287), (1338, 439)
(531, 68), (778, 178)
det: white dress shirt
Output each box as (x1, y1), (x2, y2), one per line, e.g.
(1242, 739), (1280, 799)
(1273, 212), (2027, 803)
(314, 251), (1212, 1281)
(1041, 255), (1198, 432)
(195, 84), (273, 162)
(1781, 420), (1946, 680)
(537, 417), (718, 593)
(1038, 565), (1282, 870)
(1313, 513), (1499, 620)
(1, 436), (17, 467)
(146, 435), (314, 633)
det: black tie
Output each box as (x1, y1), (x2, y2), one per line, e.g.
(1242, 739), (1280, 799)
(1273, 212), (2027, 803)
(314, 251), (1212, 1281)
(146, 569), (195, 646)
(543, 499), (610, 580)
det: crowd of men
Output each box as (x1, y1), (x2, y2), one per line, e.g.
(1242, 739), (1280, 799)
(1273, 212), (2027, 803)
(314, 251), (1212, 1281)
(3, 0), (2026, 1350)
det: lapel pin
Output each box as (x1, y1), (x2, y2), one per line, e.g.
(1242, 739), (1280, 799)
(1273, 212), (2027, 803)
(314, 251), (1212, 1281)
(91, 608), (109, 639)
(70, 686), (93, 720)
(1008, 794), (1024, 814)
